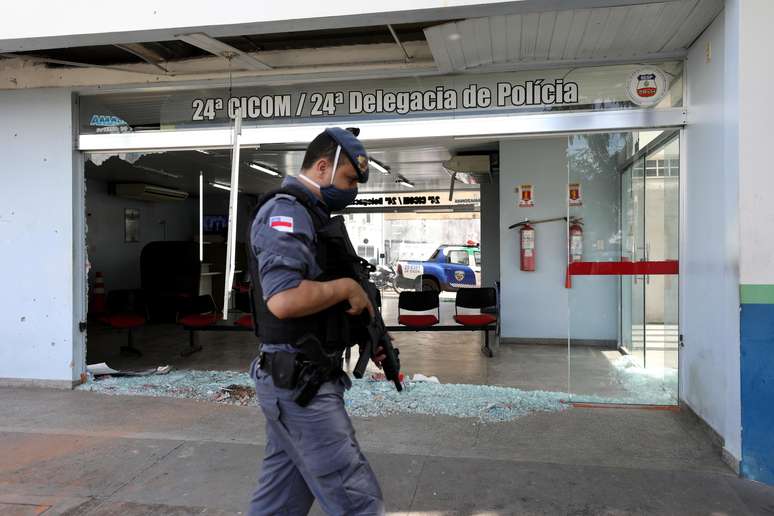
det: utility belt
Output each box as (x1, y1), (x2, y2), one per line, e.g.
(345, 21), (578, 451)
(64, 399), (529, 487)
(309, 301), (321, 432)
(259, 335), (345, 406)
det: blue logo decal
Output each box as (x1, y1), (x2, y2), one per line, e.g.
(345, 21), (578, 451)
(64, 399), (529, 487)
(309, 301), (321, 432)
(90, 114), (128, 127)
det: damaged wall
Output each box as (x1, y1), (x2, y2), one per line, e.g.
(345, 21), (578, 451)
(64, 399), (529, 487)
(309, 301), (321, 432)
(0, 88), (79, 385)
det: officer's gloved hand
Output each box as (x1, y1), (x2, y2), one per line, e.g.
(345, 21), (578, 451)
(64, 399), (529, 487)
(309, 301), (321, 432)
(343, 279), (374, 318)
(372, 346), (386, 369)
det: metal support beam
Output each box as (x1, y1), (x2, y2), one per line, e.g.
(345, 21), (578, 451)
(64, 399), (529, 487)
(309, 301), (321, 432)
(387, 24), (411, 62)
(114, 43), (169, 73)
(0, 52), (166, 76)
(176, 33), (271, 71)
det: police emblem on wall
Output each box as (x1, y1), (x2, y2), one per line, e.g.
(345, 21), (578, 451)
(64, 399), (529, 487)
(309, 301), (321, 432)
(626, 67), (669, 107)
(517, 184), (534, 208)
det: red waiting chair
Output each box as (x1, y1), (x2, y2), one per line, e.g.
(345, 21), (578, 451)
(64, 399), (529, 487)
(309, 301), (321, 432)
(398, 291), (440, 328)
(177, 295), (218, 356)
(454, 287), (499, 357)
(100, 289), (147, 357)
(234, 314), (254, 329)
(453, 287), (498, 327)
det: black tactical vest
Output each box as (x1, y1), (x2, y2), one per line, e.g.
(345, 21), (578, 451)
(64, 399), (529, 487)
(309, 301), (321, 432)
(246, 185), (359, 353)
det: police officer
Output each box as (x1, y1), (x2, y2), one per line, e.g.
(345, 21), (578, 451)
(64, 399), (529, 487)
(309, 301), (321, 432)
(247, 128), (385, 515)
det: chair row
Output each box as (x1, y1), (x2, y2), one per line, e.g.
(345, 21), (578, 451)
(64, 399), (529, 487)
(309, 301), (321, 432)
(397, 287), (498, 329)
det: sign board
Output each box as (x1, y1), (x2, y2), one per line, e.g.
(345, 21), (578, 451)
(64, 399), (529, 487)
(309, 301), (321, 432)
(79, 62), (682, 134)
(626, 67), (669, 107)
(517, 184), (534, 208)
(568, 183), (583, 207)
(349, 190), (480, 210)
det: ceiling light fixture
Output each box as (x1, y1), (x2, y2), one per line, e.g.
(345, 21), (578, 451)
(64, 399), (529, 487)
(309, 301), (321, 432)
(210, 181), (232, 191)
(395, 176), (414, 188)
(368, 158), (391, 175)
(248, 162), (282, 177)
(135, 165), (182, 179)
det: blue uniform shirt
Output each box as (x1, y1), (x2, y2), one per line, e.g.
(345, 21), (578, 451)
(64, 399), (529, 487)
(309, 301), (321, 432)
(250, 176), (330, 351)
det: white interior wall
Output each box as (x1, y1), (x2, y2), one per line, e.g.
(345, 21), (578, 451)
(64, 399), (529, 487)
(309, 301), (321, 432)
(0, 88), (79, 385)
(499, 137), (618, 341)
(86, 177), (197, 291)
(681, 8), (741, 460)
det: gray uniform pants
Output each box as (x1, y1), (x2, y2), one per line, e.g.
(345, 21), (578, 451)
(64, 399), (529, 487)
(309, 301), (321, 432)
(248, 357), (385, 515)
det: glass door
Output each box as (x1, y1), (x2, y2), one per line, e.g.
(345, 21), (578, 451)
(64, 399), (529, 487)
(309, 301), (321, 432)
(567, 131), (679, 405)
(621, 157), (646, 366)
(639, 137), (680, 399)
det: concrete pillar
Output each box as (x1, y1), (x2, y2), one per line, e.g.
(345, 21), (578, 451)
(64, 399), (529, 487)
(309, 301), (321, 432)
(734, 0), (774, 485)
(480, 180), (500, 289)
(0, 88), (83, 387)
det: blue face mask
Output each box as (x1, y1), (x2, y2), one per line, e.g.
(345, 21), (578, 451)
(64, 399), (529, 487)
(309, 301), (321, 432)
(301, 145), (358, 211)
(320, 183), (358, 212)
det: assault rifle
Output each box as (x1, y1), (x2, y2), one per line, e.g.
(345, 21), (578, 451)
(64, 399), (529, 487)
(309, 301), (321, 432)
(353, 277), (403, 392)
(318, 216), (403, 392)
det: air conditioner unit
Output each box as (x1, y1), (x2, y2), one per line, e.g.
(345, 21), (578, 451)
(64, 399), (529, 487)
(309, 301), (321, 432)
(114, 183), (189, 202)
(443, 155), (492, 184)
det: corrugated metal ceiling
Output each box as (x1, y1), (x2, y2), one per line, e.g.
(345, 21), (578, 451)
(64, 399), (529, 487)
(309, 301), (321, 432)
(424, 0), (723, 73)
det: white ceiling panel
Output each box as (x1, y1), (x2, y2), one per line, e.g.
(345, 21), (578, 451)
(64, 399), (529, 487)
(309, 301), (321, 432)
(576, 8), (610, 59)
(423, 25), (453, 74)
(623, 3), (669, 58)
(441, 23), (467, 70)
(460, 19), (482, 67)
(490, 15), (507, 64)
(563, 9), (592, 61)
(534, 12), (556, 60)
(424, 0), (723, 72)
(520, 13), (540, 60)
(646, 0), (698, 53)
(548, 10), (573, 61)
(505, 14), (522, 62)
(665, 0), (723, 49)
(591, 6), (629, 59)
(473, 17), (494, 67)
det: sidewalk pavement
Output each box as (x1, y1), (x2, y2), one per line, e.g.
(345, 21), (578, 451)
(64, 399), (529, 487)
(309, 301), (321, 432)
(1, 387), (773, 515)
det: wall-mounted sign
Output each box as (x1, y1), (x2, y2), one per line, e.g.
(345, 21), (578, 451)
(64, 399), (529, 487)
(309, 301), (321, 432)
(349, 190), (480, 210)
(79, 62), (683, 134)
(517, 184), (534, 208)
(190, 80), (580, 122)
(626, 67), (669, 107)
(124, 208), (140, 242)
(568, 183), (583, 207)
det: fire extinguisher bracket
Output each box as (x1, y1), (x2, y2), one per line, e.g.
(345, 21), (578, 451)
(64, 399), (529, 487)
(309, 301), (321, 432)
(508, 216), (584, 279)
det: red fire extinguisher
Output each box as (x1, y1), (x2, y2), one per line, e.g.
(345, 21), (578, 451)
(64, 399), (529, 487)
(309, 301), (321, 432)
(565, 221), (584, 289)
(568, 221), (583, 263)
(520, 223), (536, 272)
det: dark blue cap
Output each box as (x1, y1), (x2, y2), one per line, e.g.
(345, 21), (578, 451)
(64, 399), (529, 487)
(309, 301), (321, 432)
(324, 127), (369, 183)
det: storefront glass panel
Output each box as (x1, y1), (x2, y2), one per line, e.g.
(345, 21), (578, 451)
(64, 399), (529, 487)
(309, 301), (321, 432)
(567, 132), (679, 405)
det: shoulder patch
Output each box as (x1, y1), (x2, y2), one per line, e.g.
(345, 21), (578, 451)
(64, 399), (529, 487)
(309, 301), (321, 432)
(269, 216), (294, 233)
